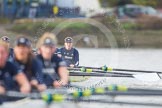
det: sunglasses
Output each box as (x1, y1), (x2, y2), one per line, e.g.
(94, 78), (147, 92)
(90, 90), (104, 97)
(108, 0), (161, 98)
(1, 36), (10, 43)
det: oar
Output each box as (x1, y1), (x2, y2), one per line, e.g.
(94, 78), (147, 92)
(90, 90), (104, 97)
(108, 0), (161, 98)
(76, 66), (162, 74)
(69, 72), (161, 82)
(2, 90), (162, 107)
(69, 71), (133, 77)
(69, 84), (162, 93)
(67, 98), (162, 107)
(42, 69), (161, 82)
(68, 68), (132, 75)
(3, 87), (162, 99)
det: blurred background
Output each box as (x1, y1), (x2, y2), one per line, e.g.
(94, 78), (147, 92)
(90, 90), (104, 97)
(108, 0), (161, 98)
(0, 0), (162, 48)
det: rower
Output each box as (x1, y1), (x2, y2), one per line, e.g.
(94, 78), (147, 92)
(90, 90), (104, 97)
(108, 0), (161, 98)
(36, 33), (69, 88)
(0, 40), (31, 94)
(12, 37), (46, 92)
(57, 37), (79, 68)
(1, 36), (14, 62)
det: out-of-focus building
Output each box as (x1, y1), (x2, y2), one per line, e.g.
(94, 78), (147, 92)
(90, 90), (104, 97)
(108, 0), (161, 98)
(56, 0), (103, 17)
(0, 0), (54, 18)
(0, 0), (105, 18)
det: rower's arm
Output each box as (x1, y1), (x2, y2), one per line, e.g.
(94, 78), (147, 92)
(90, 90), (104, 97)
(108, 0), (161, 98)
(58, 66), (69, 86)
(0, 85), (5, 94)
(15, 73), (31, 93)
(74, 49), (79, 66)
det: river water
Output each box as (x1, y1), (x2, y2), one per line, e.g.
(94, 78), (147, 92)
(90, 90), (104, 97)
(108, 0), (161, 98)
(2, 48), (162, 108)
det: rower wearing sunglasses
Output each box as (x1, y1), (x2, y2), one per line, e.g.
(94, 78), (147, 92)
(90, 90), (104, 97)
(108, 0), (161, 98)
(1, 36), (14, 62)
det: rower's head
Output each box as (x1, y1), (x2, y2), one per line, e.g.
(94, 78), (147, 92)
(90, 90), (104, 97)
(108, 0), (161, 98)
(0, 40), (9, 68)
(14, 37), (32, 62)
(1, 36), (10, 47)
(37, 32), (57, 60)
(64, 37), (73, 50)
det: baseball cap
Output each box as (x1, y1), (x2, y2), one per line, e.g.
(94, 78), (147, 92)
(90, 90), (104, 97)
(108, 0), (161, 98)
(43, 38), (55, 46)
(64, 37), (73, 43)
(15, 37), (31, 47)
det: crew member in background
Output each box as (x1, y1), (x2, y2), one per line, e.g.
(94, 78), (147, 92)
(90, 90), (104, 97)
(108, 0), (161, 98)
(0, 40), (31, 94)
(57, 37), (79, 67)
(12, 37), (46, 92)
(36, 33), (69, 88)
(1, 36), (14, 62)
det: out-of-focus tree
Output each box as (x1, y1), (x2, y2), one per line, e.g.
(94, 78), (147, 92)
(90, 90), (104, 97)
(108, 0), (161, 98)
(99, 0), (162, 8)
(99, 0), (116, 7)
(132, 0), (158, 7)
(99, 0), (132, 7)
(156, 0), (162, 8)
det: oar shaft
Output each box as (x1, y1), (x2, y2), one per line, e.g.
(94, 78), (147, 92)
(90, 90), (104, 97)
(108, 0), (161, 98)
(69, 72), (133, 77)
(95, 91), (162, 96)
(67, 99), (162, 107)
(69, 68), (132, 75)
(1, 91), (41, 99)
(113, 68), (162, 73)
(76, 66), (162, 74)
(70, 84), (162, 93)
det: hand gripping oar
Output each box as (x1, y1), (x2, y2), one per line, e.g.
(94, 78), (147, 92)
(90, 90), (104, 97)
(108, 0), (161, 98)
(69, 72), (161, 82)
(76, 66), (162, 74)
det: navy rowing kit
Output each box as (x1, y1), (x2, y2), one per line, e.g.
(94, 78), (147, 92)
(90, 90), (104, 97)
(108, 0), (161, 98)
(0, 61), (21, 90)
(0, 61), (23, 103)
(57, 47), (79, 67)
(36, 54), (66, 86)
(8, 48), (14, 62)
(12, 58), (44, 84)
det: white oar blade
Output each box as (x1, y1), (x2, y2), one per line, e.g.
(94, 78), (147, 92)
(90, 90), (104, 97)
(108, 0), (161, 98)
(133, 73), (161, 82)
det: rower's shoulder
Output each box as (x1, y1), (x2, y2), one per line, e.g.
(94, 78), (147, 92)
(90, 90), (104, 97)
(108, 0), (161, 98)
(57, 47), (64, 52)
(32, 56), (42, 63)
(73, 48), (78, 51)
(73, 48), (79, 53)
(5, 61), (18, 69)
(35, 54), (41, 59)
(6, 61), (14, 66)
(52, 54), (62, 61)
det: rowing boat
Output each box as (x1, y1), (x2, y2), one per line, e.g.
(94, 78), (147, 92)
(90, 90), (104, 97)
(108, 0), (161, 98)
(2, 85), (162, 108)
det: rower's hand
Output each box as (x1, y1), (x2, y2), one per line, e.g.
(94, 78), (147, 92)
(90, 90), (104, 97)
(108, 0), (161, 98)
(53, 81), (62, 88)
(57, 54), (62, 58)
(53, 79), (68, 88)
(37, 84), (47, 92)
(30, 80), (46, 92)
(70, 64), (75, 68)
(0, 86), (5, 94)
(30, 79), (38, 86)
(20, 84), (31, 94)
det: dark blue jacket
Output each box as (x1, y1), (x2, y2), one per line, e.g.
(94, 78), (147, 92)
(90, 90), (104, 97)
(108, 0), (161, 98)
(36, 54), (66, 86)
(12, 58), (44, 84)
(56, 47), (79, 67)
(0, 61), (21, 90)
